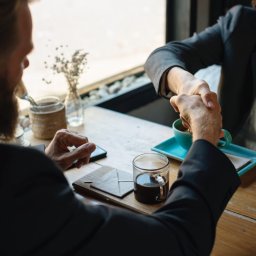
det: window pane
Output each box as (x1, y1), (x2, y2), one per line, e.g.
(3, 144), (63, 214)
(22, 0), (165, 103)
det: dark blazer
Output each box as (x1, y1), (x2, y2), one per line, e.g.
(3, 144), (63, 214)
(0, 141), (240, 256)
(144, 5), (256, 138)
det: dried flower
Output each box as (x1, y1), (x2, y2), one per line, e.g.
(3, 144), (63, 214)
(43, 45), (88, 93)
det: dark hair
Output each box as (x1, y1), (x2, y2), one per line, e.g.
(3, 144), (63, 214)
(0, 0), (21, 68)
(226, 0), (255, 9)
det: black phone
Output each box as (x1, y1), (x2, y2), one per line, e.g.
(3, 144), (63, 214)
(89, 145), (107, 162)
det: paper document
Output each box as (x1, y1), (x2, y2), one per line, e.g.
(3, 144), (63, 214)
(225, 153), (251, 171)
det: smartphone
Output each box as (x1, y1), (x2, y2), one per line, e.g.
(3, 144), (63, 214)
(89, 145), (107, 162)
(67, 144), (107, 169)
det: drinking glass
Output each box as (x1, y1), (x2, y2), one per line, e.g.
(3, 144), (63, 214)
(133, 152), (170, 204)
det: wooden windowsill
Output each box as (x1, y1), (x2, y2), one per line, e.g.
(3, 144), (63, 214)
(19, 65), (145, 116)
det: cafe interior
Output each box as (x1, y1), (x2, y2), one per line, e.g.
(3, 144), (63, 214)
(1, 0), (256, 255)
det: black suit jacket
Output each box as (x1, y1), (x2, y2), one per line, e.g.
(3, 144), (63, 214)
(0, 141), (240, 256)
(145, 5), (256, 138)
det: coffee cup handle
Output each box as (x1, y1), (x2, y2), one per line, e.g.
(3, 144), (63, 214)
(218, 129), (232, 147)
(153, 175), (166, 201)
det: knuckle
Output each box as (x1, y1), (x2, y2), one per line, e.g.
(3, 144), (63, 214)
(198, 80), (210, 90)
(57, 128), (68, 134)
(55, 129), (68, 138)
(177, 94), (186, 103)
(209, 91), (217, 99)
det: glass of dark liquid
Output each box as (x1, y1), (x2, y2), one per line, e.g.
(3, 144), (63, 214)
(133, 152), (170, 204)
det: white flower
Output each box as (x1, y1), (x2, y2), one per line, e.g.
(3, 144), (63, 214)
(43, 46), (88, 93)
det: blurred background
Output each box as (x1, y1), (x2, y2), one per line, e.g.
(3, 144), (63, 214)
(22, 0), (165, 100)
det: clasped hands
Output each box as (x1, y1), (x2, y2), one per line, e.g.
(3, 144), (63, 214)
(170, 81), (223, 146)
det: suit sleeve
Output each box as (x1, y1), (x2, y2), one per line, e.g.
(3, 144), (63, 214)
(154, 140), (240, 255)
(77, 140), (240, 256)
(5, 141), (240, 256)
(6, 147), (103, 256)
(144, 5), (243, 96)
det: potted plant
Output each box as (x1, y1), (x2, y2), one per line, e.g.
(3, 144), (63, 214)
(44, 46), (88, 127)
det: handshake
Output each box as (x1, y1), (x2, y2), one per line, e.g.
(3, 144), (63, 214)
(170, 93), (224, 147)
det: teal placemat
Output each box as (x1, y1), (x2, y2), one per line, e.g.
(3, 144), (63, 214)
(151, 137), (256, 177)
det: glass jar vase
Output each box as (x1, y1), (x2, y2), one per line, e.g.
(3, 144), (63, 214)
(29, 96), (67, 139)
(64, 88), (84, 127)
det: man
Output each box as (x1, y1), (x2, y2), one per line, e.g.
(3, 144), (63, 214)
(145, 1), (256, 150)
(0, 1), (240, 255)
(0, 0), (96, 170)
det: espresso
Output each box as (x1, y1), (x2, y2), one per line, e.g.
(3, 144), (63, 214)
(134, 173), (169, 204)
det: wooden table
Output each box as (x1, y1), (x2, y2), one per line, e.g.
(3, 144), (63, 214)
(25, 106), (256, 255)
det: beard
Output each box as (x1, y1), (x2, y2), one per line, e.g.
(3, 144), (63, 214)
(0, 76), (19, 140)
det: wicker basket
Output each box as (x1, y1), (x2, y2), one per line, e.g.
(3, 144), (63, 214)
(29, 96), (67, 140)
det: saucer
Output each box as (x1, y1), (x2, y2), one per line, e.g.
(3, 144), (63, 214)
(151, 136), (256, 176)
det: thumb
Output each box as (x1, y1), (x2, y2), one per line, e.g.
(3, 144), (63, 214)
(198, 86), (215, 109)
(202, 92), (215, 109)
(68, 143), (96, 163)
(219, 129), (224, 138)
(170, 96), (179, 112)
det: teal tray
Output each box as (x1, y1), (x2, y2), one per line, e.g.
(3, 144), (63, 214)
(151, 137), (256, 177)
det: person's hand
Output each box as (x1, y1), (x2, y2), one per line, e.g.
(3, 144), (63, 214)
(45, 129), (96, 170)
(187, 80), (216, 109)
(170, 94), (223, 146)
(167, 67), (219, 109)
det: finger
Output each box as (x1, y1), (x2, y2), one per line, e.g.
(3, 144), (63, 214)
(196, 83), (215, 109)
(62, 143), (96, 170)
(65, 130), (89, 146)
(68, 143), (96, 165)
(203, 92), (220, 111)
(180, 115), (191, 131)
(202, 94), (215, 109)
(209, 92), (222, 113)
(75, 156), (91, 168)
(56, 129), (89, 147)
(170, 96), (179, 112)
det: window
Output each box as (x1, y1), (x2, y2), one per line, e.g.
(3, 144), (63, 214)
(21, 0), (165, 110)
